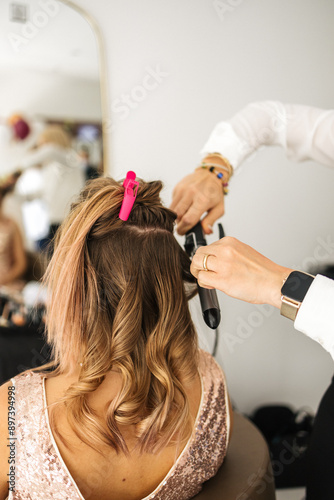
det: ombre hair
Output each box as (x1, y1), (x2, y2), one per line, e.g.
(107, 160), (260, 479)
(44, 176), (199, 455)
(37, 124), (71, 148)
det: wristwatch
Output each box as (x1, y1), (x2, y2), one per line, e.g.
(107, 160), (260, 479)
(280, 271), (315, 321)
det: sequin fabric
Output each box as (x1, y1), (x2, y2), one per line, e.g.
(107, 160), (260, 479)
(8, 371), (83, 500)
(8, 349), (229, 500)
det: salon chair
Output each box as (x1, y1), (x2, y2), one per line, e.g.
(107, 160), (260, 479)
(194, 412), (276, 500)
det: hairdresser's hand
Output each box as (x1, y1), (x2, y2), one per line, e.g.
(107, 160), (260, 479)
(170, 169), (224, 235)
(191, 236), (293, 308)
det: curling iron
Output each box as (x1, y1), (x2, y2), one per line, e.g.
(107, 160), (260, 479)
(185, 222), (224, 329)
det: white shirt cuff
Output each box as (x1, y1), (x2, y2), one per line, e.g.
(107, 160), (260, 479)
(294, 274), (334, 360)
(200, 122), (249, 169)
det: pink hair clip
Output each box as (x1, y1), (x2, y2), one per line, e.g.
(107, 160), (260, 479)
(119, 171), (139, 221)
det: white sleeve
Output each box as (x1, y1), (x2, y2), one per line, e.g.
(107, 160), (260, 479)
(294, 275), (334, 361)
(201, 101), (334, 169)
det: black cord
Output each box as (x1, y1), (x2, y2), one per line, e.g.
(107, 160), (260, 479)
(212, 327), (219, 357)
(212, 222), (224, 357)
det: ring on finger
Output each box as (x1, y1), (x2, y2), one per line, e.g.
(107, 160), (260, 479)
(202, 254), (210, 272)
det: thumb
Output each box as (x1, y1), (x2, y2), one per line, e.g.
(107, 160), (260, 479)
(201, 203), (224, 234)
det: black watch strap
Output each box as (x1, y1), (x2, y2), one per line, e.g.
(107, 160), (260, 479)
(280, 271), (315, 321)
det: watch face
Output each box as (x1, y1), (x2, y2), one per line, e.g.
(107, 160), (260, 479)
(281, 271), (314, 302)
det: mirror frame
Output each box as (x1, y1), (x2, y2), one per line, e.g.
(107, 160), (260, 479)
(58, 0), (109, 175)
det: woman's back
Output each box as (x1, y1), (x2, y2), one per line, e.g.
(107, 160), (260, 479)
(43, 361), (202, 500)
(4, 349), (229, 500)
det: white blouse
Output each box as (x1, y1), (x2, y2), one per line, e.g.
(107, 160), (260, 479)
(202, 101), (334, 360)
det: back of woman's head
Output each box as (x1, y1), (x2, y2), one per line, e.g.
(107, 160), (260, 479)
(45, 176), (198, 454)
(37, 124), (71, 148)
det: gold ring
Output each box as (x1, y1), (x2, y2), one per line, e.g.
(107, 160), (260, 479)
(202, 254), (210, 271)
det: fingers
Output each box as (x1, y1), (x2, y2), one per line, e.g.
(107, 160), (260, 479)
(171, 190), (194, 223)
(190, 236), (293, 306)
(170, 169), (226, 235)
(175, 187), (224, 235)
(201, 202), (225, 234)
(169, 187), (182, 213)
(176, 196), (208, 235)
(190, 238), (237, 292)
(190, 255), (217, 289)
(190, 249), (218, 277)
(197, 271), (217, 289)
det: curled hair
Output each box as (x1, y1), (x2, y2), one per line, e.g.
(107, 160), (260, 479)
(45, 176), (198, 455)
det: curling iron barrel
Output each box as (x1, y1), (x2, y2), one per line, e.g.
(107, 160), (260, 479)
(185, 222), (221, 329)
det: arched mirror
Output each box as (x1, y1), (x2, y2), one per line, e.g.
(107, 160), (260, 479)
(0, 0), (107, 253)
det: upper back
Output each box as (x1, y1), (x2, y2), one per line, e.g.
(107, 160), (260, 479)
(1, 349), (230, 500)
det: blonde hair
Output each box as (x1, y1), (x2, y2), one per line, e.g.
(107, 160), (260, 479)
(44, 176), (198, 455)
(38, 124), (71, 148)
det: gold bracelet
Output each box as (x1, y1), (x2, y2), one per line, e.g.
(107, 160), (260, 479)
(199, 162), (230, 178)
(205, 153), (234, 178)
(198, 164), (229, 195)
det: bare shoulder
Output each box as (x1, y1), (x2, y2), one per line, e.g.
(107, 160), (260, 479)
(0, 380), (13, 500)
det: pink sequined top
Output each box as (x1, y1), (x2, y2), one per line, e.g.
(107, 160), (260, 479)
(8, 349), (230, 500)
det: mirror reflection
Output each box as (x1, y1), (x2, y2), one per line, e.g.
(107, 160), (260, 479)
(0, 0), (105, 345)
(0, 0), (103, 283)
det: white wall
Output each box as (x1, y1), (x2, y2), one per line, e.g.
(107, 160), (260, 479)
(73, 0), (334, 415)
(0, 67), (101, 121)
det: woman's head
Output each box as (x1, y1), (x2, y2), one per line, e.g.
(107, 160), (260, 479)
(37, 124), (71, 148)
(45, 176), (198, 454)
